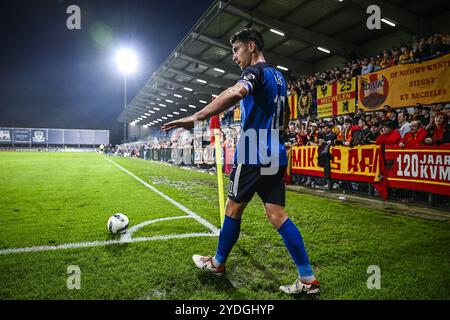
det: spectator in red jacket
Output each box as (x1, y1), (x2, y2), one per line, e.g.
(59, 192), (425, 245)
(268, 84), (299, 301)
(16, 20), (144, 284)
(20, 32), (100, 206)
(399, 120), (428, 148)
(376, 120), (401, 146)
(425, 112), (450, 145)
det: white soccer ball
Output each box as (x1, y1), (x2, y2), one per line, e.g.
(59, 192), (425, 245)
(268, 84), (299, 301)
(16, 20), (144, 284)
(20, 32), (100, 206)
(107, 213), (129, 234)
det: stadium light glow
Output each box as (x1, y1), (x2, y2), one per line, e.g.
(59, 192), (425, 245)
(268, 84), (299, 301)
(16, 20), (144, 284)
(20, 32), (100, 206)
(317, 47), (331, 54)
(196, 79), (207, 84)
(213, 68), (225, 73)
(277, 65), (288, 71)
(115, 48), (138, 74)
(183, 87), (193, 92)
(270, 29), (285, 37)
(381, 18), (396, 27)
(174, 94), (183, 98)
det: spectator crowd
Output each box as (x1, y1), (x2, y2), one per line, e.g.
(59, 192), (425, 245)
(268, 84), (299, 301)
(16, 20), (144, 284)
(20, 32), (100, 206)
(283, 102), (450, 149)
(287, 32), (450, 97)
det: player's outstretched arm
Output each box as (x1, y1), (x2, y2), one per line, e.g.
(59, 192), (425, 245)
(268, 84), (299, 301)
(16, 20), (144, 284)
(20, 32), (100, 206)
(161, 83), (248, 131)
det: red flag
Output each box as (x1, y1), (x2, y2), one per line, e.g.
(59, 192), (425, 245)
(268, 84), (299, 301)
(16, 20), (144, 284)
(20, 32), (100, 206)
(210, 115), (220, 144)
(209, 96), (220, 144)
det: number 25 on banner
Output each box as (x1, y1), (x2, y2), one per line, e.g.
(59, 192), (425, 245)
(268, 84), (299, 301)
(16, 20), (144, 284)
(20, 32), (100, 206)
(340, 79), (352, 92)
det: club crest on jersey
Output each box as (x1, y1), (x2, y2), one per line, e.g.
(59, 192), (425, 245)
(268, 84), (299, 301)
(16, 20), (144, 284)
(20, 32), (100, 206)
(275, 73), (283, 85)
(243, 73), (255, 81)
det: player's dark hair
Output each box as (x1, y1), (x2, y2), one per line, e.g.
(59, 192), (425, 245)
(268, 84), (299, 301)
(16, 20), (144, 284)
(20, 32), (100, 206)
(230, 28), (264, 51)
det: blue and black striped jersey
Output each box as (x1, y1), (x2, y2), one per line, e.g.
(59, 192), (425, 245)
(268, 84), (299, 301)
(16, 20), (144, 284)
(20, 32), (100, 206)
(234, 62), (287, 167)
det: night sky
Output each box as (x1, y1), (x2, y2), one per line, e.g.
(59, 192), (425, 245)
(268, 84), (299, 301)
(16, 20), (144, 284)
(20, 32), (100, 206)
(0, 0), (214, 145)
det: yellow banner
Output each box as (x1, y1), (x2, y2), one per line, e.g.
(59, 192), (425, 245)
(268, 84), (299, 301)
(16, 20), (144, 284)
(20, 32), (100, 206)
(358, 53), (450, 111)
(291, 146), (322, 173)
(329, 145), (382, 180)
(291, 145), (382, 181)
(317, 78), (356, 118)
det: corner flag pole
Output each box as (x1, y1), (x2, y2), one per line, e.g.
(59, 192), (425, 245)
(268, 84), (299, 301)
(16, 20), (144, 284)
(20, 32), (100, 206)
(210, 113), (225, 227)
(214, 129), (225, 227)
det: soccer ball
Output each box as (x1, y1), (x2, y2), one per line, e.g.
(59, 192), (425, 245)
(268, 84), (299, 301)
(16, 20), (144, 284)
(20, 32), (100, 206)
(107, 213), (129, 234)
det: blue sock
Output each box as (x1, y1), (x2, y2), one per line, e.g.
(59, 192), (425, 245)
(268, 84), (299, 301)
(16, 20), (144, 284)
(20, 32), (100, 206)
(214, 215), (241, 264)
(277, 218), (314, 277)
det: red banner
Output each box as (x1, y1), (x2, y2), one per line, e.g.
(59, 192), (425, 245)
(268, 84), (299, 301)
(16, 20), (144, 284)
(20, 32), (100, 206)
(384, 145), (450, 196)
(289, 144), (450, 198)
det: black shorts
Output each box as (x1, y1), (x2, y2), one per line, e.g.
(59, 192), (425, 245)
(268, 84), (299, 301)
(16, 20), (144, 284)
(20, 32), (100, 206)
(228, 164), (286, 206)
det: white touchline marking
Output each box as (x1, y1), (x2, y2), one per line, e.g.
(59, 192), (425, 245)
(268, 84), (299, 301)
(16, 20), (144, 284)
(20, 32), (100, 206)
(121, 216), (193, 241)
(0, 233), (217, 255)
(104, 157), (220, 235)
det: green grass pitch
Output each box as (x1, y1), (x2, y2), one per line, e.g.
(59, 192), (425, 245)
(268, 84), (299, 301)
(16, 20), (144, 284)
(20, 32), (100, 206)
(0, 152), (449, 300)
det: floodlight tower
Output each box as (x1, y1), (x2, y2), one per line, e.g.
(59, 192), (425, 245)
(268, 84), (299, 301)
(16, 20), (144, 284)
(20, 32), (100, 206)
(116, 48), (137, 143)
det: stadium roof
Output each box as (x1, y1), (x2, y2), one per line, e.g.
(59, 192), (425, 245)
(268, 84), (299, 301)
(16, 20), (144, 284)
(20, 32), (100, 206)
(118, 0), (449, 126)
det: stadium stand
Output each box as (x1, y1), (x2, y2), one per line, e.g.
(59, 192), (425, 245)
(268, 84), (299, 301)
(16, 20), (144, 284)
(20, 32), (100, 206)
(116, 0), (450, 207)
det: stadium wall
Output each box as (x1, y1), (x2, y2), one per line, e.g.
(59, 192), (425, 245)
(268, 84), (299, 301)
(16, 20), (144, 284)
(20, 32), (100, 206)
(0, 127), (109, 146)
